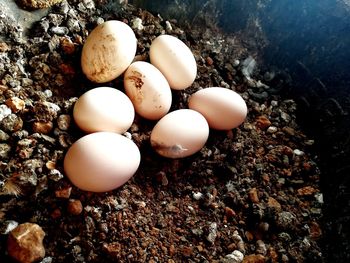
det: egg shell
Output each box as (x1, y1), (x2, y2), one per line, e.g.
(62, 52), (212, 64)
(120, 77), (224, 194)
(81, 20), (137, 83)
(188, 87), (247, 130)
(64, 132), (140, 192)
(149, 34), (197, 90)
(150, 109), (209, 158)
(73, 87), (134, 134)
(124, 61), (172, 120)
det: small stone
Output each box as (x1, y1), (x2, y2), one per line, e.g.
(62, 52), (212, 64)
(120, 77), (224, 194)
(0, 42), (10, 52)
(206, 57), (214, 66)
(0, 130), (10, 141)
(181, 246), (193, 257)
(51, 26), (69, 35)
(293, 149), (304, 156)
(297, 186), (317, 196)
(266, 126), (277, 134)
(55, 186), (72, 198)
(0, 105), (12, 122)
(282, 126), (295, 136)
(225, 250), (244, 263)
(280, 112), (291, 123)
(267, 247), (279, 263)
(0, 143), (11, 159)
(60, 37), (75, 54)
(255, 116), (271, 130)
(165, 21), (173, 31)
(131, 18), (144, 30)
(193, 192), (204, 200)
(276, 212), (297, 230)
(33, 121), (53, 134)
(57, 114), (71, 130)
(256, 240), (267, 255)
(0, 220), (18, 235)
(1, 114), (23, 132)
(45, 160), (56, 170)
(67, 199), (83, 215)
(207, 222), (218, 243)
(49, 169), (64, 181)
(7, 223), (45, 263)
(309, 221), (322, 240)
(249, 188), (259, 203)
(5, 97), (25, 113)
(267, 197), (281, 211)
(243, 254), (265, 263)
(225, 207), (236, 218)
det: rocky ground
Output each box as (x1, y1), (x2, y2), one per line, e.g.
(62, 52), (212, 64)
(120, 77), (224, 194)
(0, 1), (324, 262)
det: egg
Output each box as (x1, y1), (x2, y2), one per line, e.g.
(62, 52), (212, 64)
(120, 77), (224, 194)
(150, 109), (209, 158)
(124, 61), (172, 120)
(73, 87), (134, 134)
(149, 34), (197, 90)
(188, 87), (247, 130)
(64, 132), (140, 192)
(81, 20), (137, 83)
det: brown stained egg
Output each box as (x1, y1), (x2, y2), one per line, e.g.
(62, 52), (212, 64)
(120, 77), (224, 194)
(150, 109), (209, 158)
(73, 87), (134, 134)
(124, 61), (172, 120)
(150, 34), (197, 90)
(64, 132), (140, 192)
(81, 20), (137, 83)
(188, 87), (247, 130)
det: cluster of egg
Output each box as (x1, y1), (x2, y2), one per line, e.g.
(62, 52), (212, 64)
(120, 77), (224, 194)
(63, 20), (247, 192)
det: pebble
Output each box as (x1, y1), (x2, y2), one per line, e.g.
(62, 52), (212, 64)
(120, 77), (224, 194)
(266, 126), (277, 134)
(7, 223), (45, 263)
(207, 222), (218, 243)
(55, 186), (72, 198)
(33, 121), (53, 134)
(248, 188), (259, 203)
(0, 143), (11, 159)
(57, 114), (71, 130)
(60, 37), (75, 55)
(276, 212), (297, 230)
(49, 169), (64, 181)
(0, 105), (12, 122)
(297, 186), (317, 196)
(1, 114), (23, 132)
(255, 116), (271, 130)
(256, 240), (267, 255)
(68, 199), (83, 215)
(0, 130), (10, 141)
(242, 254), (265, 263)
(132, 18), (144, 30)
(193, 192), (204, 200)
(5, 97), (25, 112)
(165, 21), (173, 31)
(225, 250), (244, 263)
(293, 149), (304, 156)
(280, 111), (291, 123)
(51, 26), (69, 35)
(0, 220), (18, 234)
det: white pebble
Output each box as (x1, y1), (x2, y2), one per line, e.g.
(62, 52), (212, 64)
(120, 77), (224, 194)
(225, 250), (244, 263)
(0, 105), (12, 121)
(132, 18), (144, 30)
(271, 100), (278, 107)
(193, 192), (203, 200)
(165, 21), (172, 31)
(293, 149), (304, 156)
(315, 193), (324, 204)
(207, 222), (218, 243)
(267, 126), (278, 134)
(43, 89), (53, 98)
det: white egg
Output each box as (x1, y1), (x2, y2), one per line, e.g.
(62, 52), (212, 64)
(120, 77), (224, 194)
(81, 20), (137, 83)
(150, 34), (197, 90)
(150, 109), (209, 158)
(188, 87), (247, 130)
(64, 132), (140, 192)
(73, 87), (134, 134)
(124, 61), (172, 120)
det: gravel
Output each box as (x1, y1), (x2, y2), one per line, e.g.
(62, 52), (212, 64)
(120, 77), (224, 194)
(0, 1), (324, 262)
